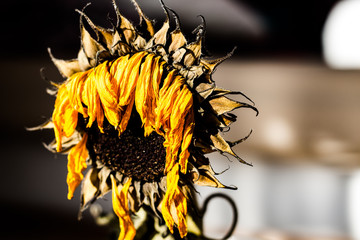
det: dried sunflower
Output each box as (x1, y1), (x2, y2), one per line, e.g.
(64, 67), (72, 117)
(37, 0), (257, 239)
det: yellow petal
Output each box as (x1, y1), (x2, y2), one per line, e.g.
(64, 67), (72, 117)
(63, 104), (78, 137)
(118, 95), (135, 134)
(84, 70), (104, 131)
(67, 133), (88, 200)
(52, 84), (77, 151)
(111, 176), (136, 240)
(157, 79), (193, 174)
(67, 71), (89, 117)
(144, 56), (164, 135)
(118, 52), (147, 106)
(111, 55), (130, 100)
(151, 57), (164, 100)
(154, 70), (177, 133)
(161, 163), (188, 238)
(178, 111), (194, 174)
(117, 52), (147, 133)
(94, 61), (120, 127)
(135, 53), (155, 126)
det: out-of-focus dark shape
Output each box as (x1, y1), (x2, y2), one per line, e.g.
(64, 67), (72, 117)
(239, 0), (338, 56)
(1, 0), (337, 58)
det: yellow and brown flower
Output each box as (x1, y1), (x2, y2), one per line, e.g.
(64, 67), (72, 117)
(37, 0), (257, 239)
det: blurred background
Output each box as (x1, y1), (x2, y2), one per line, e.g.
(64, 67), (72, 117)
(1, 0), (360, 239)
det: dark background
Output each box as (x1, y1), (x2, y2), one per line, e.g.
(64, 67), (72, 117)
(0, 0), (340, 239)
(2, 0), (337, 59)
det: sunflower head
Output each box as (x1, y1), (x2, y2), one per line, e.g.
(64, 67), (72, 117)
(37, 0), (257, 239)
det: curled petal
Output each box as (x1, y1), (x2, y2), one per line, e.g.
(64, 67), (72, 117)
(111, 176), (136, 240)
(67, 133), (89, 200)
(161, 163), (188, 238)
(52, 85), (78, 152)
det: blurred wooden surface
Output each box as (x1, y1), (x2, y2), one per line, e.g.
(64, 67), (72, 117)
(213, 58), (360, 168)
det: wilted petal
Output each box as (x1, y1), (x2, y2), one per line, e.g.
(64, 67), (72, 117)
(80, 168), (100, 213)
(67, 133), (89, 200)
(111, 176), (136, 240)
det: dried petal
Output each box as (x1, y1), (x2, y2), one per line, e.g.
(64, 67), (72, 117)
(111, 176), (136, 240)
(67, 133), (89, 200)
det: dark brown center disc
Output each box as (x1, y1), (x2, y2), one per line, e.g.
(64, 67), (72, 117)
(83, 111), (166, 181)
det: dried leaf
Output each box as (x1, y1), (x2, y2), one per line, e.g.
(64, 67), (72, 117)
(172, 47), (186, 63)
(169, 29), (187, 53)
(195, 168), (226, 188)
(130, 0), (154, 36)
(80, 26), (105, 61)
(200, 47), (236, 73)
(208, 96), (258, 116)
(80, 168), (100, 213)
(210, 132), (235, 156)
(184, 38), (202, 67)
(26, 119), (54, 131)
(146, 19), (170, 49)
(98, 167), (111, 196)
(210, 133), (252, 166)
(77, 48), (91, 71)
(195, 83), (214, 100)
(48, 49), (81, 78)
